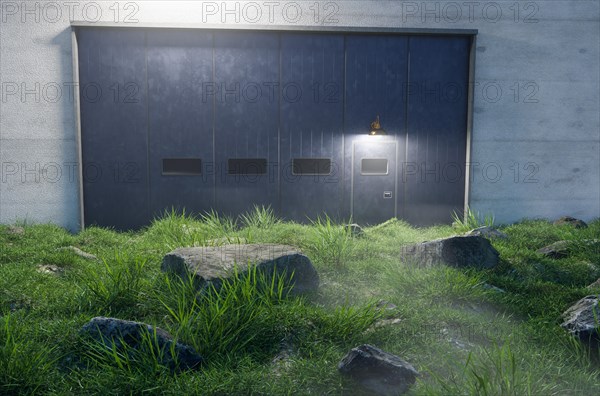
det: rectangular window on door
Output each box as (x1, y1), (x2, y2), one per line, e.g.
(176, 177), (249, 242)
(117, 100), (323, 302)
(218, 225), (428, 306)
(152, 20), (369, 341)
(361, 158), (388, 175)
(292, 158), (332, 175)
(162, 158), (202, 175)
(228, 158), (268, 175)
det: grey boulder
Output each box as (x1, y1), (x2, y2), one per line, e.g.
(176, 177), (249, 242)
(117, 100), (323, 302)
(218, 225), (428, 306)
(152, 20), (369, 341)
(338, 344), (419, 396)
(553, 216), (588, 229)
(560, 296), (600, 343)
(81, 317), (202, 371)
(161, 244), (319, 295)
(400, 235), (499, 269)
(536, 241), (570, 259)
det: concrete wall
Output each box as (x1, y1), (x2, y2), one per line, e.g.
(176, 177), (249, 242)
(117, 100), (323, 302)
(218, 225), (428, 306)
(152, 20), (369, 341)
(1, 0), (598, 231)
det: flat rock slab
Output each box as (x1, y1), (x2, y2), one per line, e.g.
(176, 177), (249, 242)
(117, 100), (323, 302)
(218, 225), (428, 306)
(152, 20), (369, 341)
(400, 235), (499, 269)
(587, 278), (600, 289)
(560, 296), (600, 343)
(537, 239), (599, 259)
(537, 241), (570, 259)
(553, 216), (588, 229)
(466, 226), (508, 239)
(58, 246), (98, 261)
(81, 317), (202, 371)
(338, 344), (419, 396)
(161, 244), (319, 295)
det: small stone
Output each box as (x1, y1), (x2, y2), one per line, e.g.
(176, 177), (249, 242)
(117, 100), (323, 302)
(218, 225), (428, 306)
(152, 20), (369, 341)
(466, 226), (508, 239)
(372, 318), (402, 329)
(58, 246), (98, 261)
(6, 226), (25, 235)
(537, 241), (570, 259)
(81, 317), (203, 371)
(560, 296), (600, 343)
(36, 264), (64, 276)
(553, 216), (588, 229)
(338, 344), (419, 396)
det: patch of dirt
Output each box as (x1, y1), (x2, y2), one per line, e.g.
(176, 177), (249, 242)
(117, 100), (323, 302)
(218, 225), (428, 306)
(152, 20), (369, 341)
(5, 297), (32, 312)
(6, 226), (25, 235)
(270, 336), (297, 377)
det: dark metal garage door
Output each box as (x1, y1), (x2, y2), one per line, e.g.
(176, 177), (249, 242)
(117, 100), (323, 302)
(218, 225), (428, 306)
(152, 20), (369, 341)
(76, 26), (473, 230)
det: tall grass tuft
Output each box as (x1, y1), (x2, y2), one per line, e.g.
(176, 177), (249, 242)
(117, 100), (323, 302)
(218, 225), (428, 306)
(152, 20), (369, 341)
(316, 302), (381, 344)
(78, 251), (149, 314)
(308, 214), (354, 268)
(200, 209), (237, 237)
(452, 206), (495, 233)
(0, 314), (59, 394)
(425, 343), (527, 395)
(145, 207), (207, 249)
(158, 264), (289, 360)
(240, 205), (280, 229)
(82, 326), (185, 375)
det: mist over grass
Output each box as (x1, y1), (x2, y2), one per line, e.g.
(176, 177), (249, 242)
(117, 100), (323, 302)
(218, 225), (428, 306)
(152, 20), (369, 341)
(1, 210), (599, 395)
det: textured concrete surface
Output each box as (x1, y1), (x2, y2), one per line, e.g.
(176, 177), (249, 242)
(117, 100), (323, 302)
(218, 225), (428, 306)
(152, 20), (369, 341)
(161, 243), (319, 295)
(400, 235), (500, 269)
(1, 1), (598, 231)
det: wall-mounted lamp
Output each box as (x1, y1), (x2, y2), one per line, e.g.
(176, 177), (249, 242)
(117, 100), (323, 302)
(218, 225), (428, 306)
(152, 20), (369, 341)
(369, 115), (386, 136)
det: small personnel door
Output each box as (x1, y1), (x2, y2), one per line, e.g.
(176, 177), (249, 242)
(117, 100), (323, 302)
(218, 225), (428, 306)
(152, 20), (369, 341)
(352, 139), (397, 224)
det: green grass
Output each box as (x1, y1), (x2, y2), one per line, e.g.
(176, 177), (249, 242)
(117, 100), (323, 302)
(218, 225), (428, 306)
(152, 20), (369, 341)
(307, 214), (355, 268)
(0, 314), (60, 394)
(240, 205), (280, 229)
(1, 213), (599, 395)
(452, 205), (495, 233)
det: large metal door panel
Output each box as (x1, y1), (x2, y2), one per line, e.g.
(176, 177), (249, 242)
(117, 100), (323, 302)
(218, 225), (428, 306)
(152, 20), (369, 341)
(147, 30), (214, 219)
(280, 33), (345, 222)
(405, 36), (470, 225)
(77, 28), (472, 230)
(78, 28), (149, 230)
(352, 140), (397, 224)
(214, 32), (279, 218)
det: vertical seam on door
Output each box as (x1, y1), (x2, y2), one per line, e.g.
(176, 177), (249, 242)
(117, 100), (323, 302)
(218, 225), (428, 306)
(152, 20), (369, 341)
(212, 33), (216, 208)
(342, 34), (347, 221)
(144, 31), (151, 224)
(403, 37), (411, 219)
(277, 33), (282, 217)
